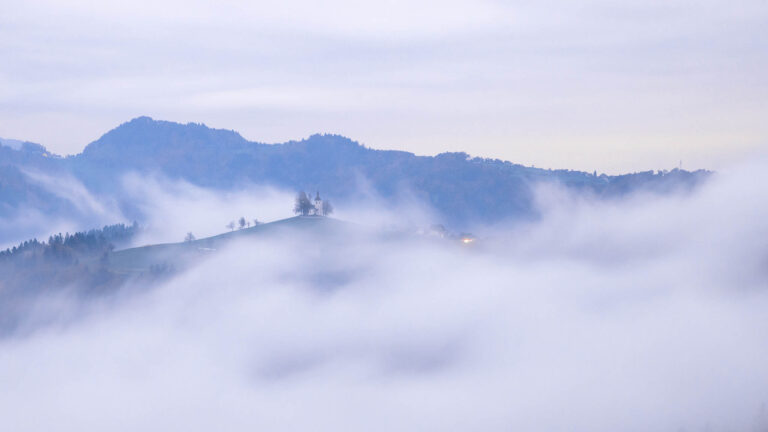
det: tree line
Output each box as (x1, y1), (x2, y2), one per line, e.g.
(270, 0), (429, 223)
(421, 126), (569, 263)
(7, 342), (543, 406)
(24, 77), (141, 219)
(0, 222), (139, 263)
(0, 223), (141, 301)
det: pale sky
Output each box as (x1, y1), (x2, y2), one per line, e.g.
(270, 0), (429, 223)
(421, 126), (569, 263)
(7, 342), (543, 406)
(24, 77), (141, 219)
(1, 0), (766, 172)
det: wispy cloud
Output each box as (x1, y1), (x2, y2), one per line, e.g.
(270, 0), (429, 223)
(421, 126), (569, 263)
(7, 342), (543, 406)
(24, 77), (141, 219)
(1, 161), (767, 431)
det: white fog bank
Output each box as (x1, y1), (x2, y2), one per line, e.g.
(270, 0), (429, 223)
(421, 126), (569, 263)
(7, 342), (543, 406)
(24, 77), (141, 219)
(1, 162), (768, 431)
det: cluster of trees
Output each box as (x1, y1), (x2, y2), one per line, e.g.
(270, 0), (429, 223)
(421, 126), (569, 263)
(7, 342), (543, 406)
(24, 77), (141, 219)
(0, 223), (141, 302)
(184, 215), (269, 242)
(225, 217), (261, 232)
(293, 191), (333, 216)
(0, 222), (139, 262)
(294, 191), (313, 215)
(184, 216), (264, 241)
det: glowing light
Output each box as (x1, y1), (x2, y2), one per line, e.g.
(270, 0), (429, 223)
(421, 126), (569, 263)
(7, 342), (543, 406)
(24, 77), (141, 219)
(462, 237), (474, 244)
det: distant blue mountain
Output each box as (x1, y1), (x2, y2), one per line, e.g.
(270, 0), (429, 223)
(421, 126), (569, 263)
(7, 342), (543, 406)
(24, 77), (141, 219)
(0, 139), (70, 218)
(1, 117), (709, 228)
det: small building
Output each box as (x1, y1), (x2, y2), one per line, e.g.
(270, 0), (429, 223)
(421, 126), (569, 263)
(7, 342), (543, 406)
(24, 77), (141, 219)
(311, 191), (324, 216)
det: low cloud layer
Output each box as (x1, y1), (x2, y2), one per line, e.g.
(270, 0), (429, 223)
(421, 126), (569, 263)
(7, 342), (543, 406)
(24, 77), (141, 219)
(0, 169), (439, 249)
(1, 162), (768, 431)
(0, 170), (296, 249)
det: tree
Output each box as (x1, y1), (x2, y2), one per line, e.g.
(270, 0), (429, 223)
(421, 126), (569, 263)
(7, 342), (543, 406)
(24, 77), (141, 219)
(184, 232), (196, 242)
(293, 191), (313, 216)
(226, 221), (235, 231)
(238, 217), (246, 230)
(253, 218), (261, 226)
(322, 200), (334, 216)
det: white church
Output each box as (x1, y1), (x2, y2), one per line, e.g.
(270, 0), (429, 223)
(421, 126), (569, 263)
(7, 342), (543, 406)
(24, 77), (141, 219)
(310, 191), (325, 216)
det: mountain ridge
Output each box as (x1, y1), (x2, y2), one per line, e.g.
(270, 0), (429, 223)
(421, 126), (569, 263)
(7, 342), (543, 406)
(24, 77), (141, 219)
(0, 116), (711, 230)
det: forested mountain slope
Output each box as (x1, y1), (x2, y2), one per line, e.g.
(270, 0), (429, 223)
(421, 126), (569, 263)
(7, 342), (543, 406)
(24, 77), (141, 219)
(1, 117), (710, 228)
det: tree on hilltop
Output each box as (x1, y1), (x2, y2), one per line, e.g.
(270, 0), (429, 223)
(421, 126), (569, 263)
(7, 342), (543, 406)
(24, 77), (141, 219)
(293, 191), (313, 216)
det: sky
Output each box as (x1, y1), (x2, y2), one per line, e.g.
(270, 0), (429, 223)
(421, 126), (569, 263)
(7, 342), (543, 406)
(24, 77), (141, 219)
(1, 0), (767, 172)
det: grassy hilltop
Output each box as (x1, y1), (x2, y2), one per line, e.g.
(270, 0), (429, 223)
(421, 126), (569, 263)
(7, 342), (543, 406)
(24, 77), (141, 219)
(108, 216), (352, 274)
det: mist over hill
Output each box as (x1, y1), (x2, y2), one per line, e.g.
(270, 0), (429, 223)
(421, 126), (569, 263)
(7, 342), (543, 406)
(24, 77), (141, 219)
(0, 116), (709, 242)
(1, 161), (767, 431)
(3, 118), (768, 432)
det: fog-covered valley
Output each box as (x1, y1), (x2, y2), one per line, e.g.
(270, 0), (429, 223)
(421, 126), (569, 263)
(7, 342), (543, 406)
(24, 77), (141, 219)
(4, 0), (767, 428)
(1, 158), (766, 431)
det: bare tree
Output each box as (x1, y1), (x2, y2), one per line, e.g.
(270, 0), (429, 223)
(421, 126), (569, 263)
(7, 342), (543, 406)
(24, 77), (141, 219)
(184, 232), (196, 242)
(253, 218), (261, 226)
(226, 221), (235, 231)
(238, 217), (246, 230)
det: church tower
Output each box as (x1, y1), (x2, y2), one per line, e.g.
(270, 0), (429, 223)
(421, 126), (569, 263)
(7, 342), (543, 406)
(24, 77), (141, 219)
(314, 191), (323, 216)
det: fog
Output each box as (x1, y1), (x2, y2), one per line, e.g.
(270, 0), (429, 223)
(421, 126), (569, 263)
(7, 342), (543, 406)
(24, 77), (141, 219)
(0, 169), (439, 248)
(0, 170), (125, 249)
(1, 163), (768, 431)
(120, 174), (296, 244)
(0, 171), (297, 248)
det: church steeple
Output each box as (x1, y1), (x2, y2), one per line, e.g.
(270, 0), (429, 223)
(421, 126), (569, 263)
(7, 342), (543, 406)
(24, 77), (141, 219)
(313, 191), (324, 216)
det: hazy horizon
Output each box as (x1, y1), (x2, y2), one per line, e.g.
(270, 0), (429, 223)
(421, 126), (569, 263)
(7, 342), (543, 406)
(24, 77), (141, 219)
(0, 115), (721, 173)
(2, 0), (767, 173)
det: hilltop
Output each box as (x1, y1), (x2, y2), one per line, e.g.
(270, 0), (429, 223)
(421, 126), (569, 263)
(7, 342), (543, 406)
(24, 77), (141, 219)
(0, 216), (354, 332)
(0, 213), (460, 306)
(108, 215), (353, 274)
